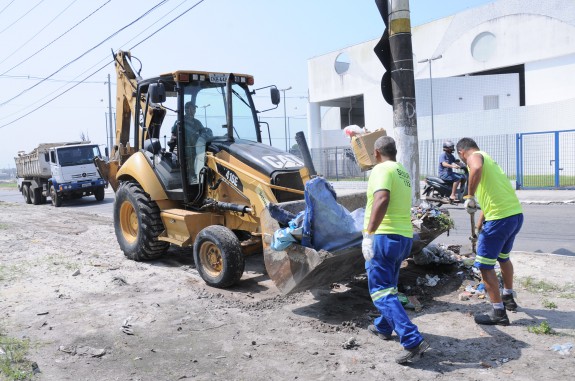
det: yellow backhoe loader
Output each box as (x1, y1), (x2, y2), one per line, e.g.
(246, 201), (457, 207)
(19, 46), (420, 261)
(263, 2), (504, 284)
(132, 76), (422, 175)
(95, 50), (372, 294)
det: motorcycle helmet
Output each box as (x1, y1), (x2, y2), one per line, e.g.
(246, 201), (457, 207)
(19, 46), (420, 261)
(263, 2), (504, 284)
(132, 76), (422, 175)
(443, 140), (455, 150)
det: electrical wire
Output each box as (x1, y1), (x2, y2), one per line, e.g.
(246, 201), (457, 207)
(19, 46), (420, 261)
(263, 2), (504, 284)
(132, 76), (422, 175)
(0, 0), (168, 107)
(129, 0), (205, 50)
(0, 0), (193, 122)
(0, 0), (111, 77)
(0, 0), (209, 129)
(0, 61), (112, 129)
(0, 0), (45, 36)
(0, 0), (16, 17)
(0, 73), (104, 84)
(0, 0), (79, 66)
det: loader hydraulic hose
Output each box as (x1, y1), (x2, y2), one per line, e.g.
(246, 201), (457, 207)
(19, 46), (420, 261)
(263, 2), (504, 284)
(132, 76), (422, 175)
(295, 131), (317, 176)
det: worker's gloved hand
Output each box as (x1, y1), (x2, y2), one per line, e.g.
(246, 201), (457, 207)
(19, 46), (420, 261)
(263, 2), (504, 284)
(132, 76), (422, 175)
(463, 196), (478, 214)
(362, 232), (374, 261)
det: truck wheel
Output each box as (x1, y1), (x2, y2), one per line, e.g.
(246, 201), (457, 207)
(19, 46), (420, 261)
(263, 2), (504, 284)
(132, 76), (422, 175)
(30, 187), (42, 205)
(22, 185), (32, 204)
(114, 181), (168, 261)
(94, 186), (105, 201)
(50, 185), (62, 207)
(193, 225), (245, 288)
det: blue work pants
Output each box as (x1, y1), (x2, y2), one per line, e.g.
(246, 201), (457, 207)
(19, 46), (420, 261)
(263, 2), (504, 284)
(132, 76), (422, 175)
(366, 234), (423, 349)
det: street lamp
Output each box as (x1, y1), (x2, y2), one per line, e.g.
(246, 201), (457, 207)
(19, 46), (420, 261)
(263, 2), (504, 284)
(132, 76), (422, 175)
(199, 104), (210, 127)
(418, 55), (443, 163)
(280, 86), (292, 151)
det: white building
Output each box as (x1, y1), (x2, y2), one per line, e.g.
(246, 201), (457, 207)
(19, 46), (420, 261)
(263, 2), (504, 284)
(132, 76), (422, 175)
(306, 0), (575, 152)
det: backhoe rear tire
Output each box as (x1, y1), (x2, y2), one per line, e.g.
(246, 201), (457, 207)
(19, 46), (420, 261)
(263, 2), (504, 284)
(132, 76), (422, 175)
(193, 225), (245, 288)
(22, 185), (31, 204)
(114, 181), (168, 261)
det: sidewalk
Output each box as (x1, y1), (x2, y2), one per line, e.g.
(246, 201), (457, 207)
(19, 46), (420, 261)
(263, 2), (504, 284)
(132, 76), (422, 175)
(331, 181), (575, 204)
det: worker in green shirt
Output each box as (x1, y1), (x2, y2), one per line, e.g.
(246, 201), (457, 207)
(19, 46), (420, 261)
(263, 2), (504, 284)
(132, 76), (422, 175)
(362, 136), (429, 364)
(456, 137), (524, 326)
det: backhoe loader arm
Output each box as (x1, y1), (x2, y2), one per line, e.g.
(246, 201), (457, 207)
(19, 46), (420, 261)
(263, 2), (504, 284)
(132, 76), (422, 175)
(95, 50), (166, 191)
(113, 50), (167, 158)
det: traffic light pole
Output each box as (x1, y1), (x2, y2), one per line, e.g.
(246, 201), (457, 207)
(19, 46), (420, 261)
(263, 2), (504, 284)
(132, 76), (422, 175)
(374, 0), (420, 203)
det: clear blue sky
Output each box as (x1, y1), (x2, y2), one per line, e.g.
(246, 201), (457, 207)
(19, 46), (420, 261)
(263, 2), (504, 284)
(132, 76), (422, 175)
(0, 0), (495, 169)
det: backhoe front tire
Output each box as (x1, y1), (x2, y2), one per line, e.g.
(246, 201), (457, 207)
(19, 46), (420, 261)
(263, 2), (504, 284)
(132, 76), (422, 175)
(193, 225), (245, 288)
(114, 181), (168, 261)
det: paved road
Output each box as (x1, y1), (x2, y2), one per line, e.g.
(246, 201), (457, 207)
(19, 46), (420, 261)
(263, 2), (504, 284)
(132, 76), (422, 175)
(2, 185), (574, 256)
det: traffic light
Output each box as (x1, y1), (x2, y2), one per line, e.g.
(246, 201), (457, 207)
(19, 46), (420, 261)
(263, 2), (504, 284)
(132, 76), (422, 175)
(374, 0), (393, 105)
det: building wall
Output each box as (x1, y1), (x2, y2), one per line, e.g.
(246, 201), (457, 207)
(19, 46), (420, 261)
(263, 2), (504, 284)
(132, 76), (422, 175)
(306, 0), (575, 149)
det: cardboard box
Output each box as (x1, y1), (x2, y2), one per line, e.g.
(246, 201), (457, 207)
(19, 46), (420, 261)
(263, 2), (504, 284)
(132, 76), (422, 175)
(350, 129), (387, 171)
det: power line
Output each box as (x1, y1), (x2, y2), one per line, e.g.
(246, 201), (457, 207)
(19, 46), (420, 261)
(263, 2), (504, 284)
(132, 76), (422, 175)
(0, 0), (16, 17)
(0, 0), (168, 107)
(129, 0), (206, 50)
(0, 0), (193, 122)
(0, 73), (104, 84)
(0, 0), (112, 77)
(0, 0), (45, 36)
(0, 61), (112, 129)
(0, 0), (209, 129)
(0, 0), (79, 66)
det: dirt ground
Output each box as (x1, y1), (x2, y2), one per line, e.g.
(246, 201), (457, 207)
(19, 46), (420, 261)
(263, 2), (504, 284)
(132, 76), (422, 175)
(1, 199), (574, 381)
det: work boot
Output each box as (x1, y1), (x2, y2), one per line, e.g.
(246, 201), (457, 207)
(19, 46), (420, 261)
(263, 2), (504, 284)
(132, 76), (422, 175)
(367, 324), (392, 341)
(502, 293), (518, 311)
(395, 340), (430, 364)
(474, 308), (510, 326)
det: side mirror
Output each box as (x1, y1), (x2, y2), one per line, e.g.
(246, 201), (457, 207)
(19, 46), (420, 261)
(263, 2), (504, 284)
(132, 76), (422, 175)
(149, 82), (166, 103)
(105, 147), (109, 157)
(270, 88), (280, 106)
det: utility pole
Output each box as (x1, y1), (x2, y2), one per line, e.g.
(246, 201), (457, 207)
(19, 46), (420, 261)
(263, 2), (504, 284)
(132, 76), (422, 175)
(418, 55), (443, 163)
(107, 73), (114, 157)
(374, 0), (420, 203)
(280, 86), (292, 151)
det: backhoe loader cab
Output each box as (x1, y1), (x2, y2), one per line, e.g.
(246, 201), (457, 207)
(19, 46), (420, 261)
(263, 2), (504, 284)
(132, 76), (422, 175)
(98, 50), (312, 290)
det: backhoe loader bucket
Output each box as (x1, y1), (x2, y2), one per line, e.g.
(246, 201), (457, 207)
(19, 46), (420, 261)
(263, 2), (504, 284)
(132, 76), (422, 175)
(261, 192), (450, 294)
(261, 192), (366, 294)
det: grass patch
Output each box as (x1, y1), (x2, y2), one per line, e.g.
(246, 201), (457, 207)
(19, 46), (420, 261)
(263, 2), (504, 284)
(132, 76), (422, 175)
(542, 299), (558, 309)
(558, 293), (575, 299)
(521, 175), (575, 188)
(0, 182), (17, 189)
(517, 276), (562, 293)
(0, 224), (9, 230)
(0, 334), (35, 380)
(527, 321), (555, 335)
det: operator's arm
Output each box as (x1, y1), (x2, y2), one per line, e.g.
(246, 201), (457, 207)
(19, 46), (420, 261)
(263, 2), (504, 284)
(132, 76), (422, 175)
(365, 190), (390, 233)
(466, 153), (484, 196)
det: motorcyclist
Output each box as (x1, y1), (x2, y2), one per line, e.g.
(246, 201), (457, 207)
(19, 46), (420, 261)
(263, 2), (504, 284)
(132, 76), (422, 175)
(438, 140), (466, 201)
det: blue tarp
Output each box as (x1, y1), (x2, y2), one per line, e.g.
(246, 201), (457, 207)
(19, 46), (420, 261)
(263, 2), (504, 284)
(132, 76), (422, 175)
(270, 177), (363, 252)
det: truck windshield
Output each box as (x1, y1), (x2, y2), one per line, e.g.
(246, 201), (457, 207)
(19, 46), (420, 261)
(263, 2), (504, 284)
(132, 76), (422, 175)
(56, 145), (101, 167)
(163, 81), (259, 142)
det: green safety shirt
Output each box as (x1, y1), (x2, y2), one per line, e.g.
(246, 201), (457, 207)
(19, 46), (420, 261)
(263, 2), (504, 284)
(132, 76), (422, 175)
(473, 151), (523, 221)
(364, 160), (413, 238)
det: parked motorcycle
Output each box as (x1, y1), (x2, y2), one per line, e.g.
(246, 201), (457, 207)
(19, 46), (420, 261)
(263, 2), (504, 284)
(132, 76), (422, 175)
(422, 165), (468, 207)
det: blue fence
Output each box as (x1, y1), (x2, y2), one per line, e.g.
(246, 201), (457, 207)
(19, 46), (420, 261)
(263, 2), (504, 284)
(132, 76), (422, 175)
(307, 129), (575, 189)
(516, 129), (575, 189)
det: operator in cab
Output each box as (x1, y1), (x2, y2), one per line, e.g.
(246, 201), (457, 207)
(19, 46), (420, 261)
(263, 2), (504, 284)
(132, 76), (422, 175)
(438, 140), (465, 201)
(168, 101), (213, 183)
